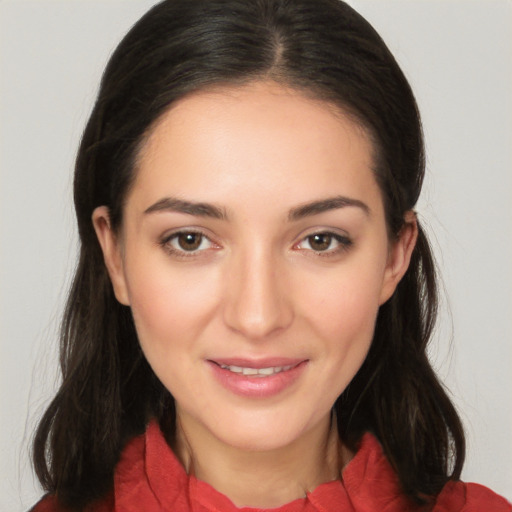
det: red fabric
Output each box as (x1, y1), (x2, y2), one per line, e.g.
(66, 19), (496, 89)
(32, 422), (511, 512)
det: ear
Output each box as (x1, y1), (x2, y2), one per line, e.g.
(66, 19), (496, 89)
(379, 211), (418, 305)
(92, 206), (131, 306)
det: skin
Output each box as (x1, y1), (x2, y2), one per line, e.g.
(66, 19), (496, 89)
(93, 81), (417, 508)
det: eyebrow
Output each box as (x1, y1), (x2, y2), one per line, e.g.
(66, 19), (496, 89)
(288, 196), (370, 220)
(143, 194), (369, 221)
(144, 197), (226, 219)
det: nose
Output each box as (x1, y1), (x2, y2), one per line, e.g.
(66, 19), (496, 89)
(223, 246), (294, 340)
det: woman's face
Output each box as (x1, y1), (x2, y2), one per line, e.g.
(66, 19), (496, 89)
(94, 81), (415, 452)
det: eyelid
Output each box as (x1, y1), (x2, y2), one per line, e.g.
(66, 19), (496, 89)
(159, 228), (220, 257)
(293, 228), (353, 255)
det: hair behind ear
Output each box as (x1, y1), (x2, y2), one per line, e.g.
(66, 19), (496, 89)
(92, 206), (131, 306)
(336, 220), (465, 502)
(379, 211), (418, 305)
(32, 240), (170, 508)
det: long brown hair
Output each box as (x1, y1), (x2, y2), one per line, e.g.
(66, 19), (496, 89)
(33, 0), (465, 508)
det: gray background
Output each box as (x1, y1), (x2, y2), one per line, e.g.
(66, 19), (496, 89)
(1, 1), (511, 510)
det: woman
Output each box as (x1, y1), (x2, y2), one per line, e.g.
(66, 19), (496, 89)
(30, 0), (511, 511)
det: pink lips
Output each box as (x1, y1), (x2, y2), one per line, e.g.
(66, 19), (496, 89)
(207, 357), (308, 398)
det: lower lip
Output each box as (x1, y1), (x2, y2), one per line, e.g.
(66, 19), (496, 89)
(207, 361), (308, 398)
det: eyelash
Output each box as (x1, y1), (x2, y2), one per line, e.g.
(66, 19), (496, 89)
(294, 232), (353, 256)
(159, 230), (353, 259)
(159, 230), (218, 258)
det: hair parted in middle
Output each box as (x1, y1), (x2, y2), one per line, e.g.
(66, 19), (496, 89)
(33, 0), (465, 508)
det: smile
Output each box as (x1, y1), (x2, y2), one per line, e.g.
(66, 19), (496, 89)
(208, 359), (308, 398)
(218, 364), (295, 377)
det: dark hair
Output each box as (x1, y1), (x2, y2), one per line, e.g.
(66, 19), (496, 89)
(33, 0), (465, 508)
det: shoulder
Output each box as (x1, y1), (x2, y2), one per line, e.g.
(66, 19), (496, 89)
(29, 496), (63, 512)
(29, 493), (114, 512)
(433, 480), (511, 512)
(28, 428), (148, 512)
(351, 433), (510, 512)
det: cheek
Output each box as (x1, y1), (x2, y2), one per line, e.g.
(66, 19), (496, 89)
(304, 258), (385, 339)
(124, 258), (220, 365)
(316, 285), (378, 374)
(296, 252), (387, 390)
(306, 291), (378, 412)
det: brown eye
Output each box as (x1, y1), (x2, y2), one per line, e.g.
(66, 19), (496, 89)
(295, 231), (353, 255)
(176, 232), (203, 251)
(161, 230), (217, 257)
(308, 233), (333, 251)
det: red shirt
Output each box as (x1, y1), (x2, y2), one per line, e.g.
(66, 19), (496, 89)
(32, 422), (511, 511)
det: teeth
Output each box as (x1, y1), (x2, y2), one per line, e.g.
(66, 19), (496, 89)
(258, 367), (277, 375)
(219, 364), (294, 376)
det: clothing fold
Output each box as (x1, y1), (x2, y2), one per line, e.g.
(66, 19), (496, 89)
(31, 421), (511, 512)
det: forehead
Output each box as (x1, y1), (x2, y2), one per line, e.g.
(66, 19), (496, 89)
(129, 81), (381, 214)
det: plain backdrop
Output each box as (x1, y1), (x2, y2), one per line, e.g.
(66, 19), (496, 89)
(1, 1), (511, 510)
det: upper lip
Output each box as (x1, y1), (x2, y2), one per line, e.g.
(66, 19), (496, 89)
(207, 357), (308, 369)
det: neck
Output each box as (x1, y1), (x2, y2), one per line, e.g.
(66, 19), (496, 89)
(174, 410), (347, 509)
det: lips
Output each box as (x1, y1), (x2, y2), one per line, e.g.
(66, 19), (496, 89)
(207, 358), (308, 398)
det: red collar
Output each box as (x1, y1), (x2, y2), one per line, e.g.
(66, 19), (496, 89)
(113, 421), (416, 512)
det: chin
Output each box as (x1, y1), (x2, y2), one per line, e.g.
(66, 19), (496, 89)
(205, 404), (331, 452)
(216, 425), (306, 452)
